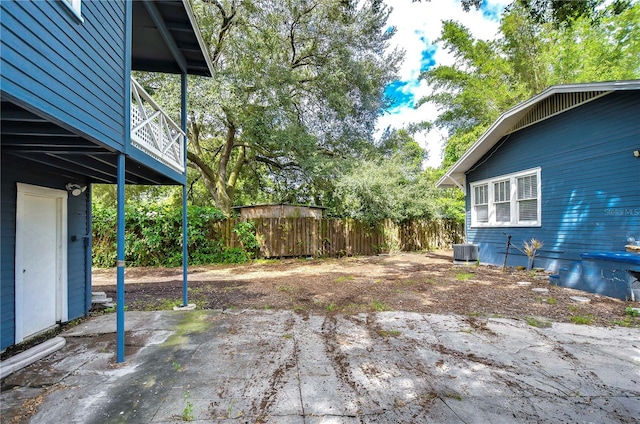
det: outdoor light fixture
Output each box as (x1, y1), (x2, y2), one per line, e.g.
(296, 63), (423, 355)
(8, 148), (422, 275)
(634, 149), (640, 158)
(65, 183), (87, 196)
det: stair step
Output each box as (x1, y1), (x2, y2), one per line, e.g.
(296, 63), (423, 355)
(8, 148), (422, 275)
(92, 297), (113, 304)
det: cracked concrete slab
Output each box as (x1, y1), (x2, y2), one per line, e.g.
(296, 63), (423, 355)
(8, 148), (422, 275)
(1, 310), (638, 423)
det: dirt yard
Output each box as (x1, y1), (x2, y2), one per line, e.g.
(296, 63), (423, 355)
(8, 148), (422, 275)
(93, 250), (639, 328)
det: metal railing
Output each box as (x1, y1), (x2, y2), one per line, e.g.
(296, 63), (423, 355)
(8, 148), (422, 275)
(130, 77), (185, 173)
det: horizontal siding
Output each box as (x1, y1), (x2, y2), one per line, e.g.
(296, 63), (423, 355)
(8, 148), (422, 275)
(466, 91), (640, 272)
(1, 153), (90, 350)
(0, 0), (126, 148)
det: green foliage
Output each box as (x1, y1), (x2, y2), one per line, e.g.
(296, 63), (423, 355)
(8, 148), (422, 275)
(92, 204), (251, 267)
(455, 272), (474, 281)
(570, 314), (594, 325)
(376, 329), (401, 337)
(182, 391), (194, 421)
(334, 129), (444, 224)
(147, 0), (401, 213)
(232, 221), (261, 259)
(525, 316), (552, 328)
(370, 300), (388, 312)
(420, 0), (640, 178)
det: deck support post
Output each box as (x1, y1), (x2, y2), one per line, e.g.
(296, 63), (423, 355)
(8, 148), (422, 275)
(116, 153), (126, 363)
(181, 72), (189, 307)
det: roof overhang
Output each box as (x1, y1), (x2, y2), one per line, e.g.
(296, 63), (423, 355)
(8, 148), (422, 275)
(436, 80), (640, 190)
(132, 0), (213, 76)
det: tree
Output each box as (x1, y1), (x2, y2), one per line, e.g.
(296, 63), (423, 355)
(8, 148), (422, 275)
(417, 19), (529, 135)
(333, 129), (437, 223)
(175, 0), (401, 214)
(418, 0), (640, 166)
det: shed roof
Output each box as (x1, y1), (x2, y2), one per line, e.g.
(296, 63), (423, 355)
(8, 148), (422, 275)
(232, 204), (328, 210)
(435, 80), (640, 190)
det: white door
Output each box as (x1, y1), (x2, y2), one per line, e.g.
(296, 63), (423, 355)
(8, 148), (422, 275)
(15, 183), (68, 343)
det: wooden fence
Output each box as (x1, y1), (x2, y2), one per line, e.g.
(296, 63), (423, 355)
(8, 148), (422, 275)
(215, 218), (464, 258)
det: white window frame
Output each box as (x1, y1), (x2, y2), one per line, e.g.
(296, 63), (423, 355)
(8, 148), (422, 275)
(470, 167), (541, 228)
(473, 184), (489, 224)
(61, 0), (84, 23)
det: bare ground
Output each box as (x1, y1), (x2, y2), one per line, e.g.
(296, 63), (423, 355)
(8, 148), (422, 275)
(93, 250), (639, 328)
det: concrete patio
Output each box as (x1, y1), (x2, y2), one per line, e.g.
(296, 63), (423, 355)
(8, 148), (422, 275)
(1, 310), (639, 423)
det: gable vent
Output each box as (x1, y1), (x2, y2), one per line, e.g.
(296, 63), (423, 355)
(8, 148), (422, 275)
(508, 91), (611, 134)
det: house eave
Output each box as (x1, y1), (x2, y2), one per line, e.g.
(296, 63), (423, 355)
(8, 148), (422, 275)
(435, 79), (640, 189)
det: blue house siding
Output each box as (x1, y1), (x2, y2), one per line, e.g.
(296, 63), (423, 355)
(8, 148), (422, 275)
(0, 0), (126, 148)
(466, 91), (640, 272)
(1, 154), (90, 350)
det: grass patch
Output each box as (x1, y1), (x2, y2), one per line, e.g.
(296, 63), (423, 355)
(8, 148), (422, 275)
(444, 392), (463, 401)
(613, 317), (639, 328)
(455, 272), (474, 281)
(525, 316), (552, 328)
(278, 285), (294, 293)
(335, 275), (355, 283)
(570, 315), (593, 325)
(157, 299), (184, 311)
(370, 299), (388, 312)
(546, 297), (557, 305)
(377, 329), (401, 337)
(342, 303), (361, 314)
(325, 303), (337, 312)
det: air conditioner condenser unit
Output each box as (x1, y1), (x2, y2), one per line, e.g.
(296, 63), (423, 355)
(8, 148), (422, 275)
(453, 244), (478, 264)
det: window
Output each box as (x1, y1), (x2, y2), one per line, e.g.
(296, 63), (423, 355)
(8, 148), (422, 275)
(494, 180), (511, 223)
(517, 174), (538, 222)
(470, 168), (541, 227)
(473, 185), (488, 223)
(61, 0), (84, 23)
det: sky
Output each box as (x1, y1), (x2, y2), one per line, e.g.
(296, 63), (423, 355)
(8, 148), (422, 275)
(379, 0), (511, 167)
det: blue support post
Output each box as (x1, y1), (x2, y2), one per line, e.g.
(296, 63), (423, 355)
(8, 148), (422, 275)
(182, 184), (188, 306)
(116, 154), (126, 363)
(85, 185), (93, 316)
(181, 72), (188, 306)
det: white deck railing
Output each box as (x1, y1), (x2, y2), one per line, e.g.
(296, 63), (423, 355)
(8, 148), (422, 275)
(130, 77), (185, 173)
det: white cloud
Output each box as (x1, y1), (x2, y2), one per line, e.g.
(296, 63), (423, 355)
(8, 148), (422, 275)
(379, 0), (509, 168)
